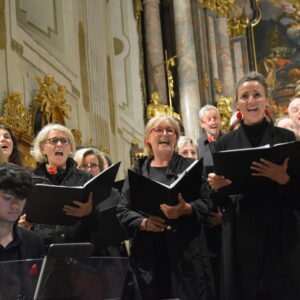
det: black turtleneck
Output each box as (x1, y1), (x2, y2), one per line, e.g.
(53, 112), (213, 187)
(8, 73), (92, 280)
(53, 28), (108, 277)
(241, 118), (268, 147)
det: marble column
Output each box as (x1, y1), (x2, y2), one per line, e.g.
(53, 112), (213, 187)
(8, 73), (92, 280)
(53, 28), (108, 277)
(173, 0), (201, 141)
(216, 18), (235, 98)
(143, 0), (168, 104)
(83, 0), (110, 150)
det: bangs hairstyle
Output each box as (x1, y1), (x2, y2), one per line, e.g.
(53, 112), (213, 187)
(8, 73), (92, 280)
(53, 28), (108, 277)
(236, 71), (269, 101)
(74, 147), (106, 172)
(0, 163), (33, 199)
(144, 115), (180, 157)
(31, 123), (75, 163)
(0, 125), (23, 165)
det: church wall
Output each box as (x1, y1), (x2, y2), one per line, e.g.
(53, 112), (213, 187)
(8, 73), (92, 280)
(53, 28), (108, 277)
(0, 0), (145, 174)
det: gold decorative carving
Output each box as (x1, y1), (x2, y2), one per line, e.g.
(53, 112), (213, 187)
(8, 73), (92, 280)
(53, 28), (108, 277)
(228, 15), (249, 38)
(165, 50), (176, 109)
(133, 0), (143, 19)
(130, 140), (145, 168)
(146, 91), (180, 120)
(0, 0), (6, 49)
(200, 0), (235, 18)
(71, 129), (82, 147)
(214, 78), (223, 94)
(0, 92), (32, 135)
(31, 74), (71, 127)
(217, 95), (233, 132)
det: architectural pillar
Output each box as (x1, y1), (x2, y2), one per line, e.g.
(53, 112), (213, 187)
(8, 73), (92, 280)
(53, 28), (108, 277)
(216, 18), (235, 98)
(83, 0), (111, 151)
(143, 0), (168, 104)
(173, 0), (201, 141)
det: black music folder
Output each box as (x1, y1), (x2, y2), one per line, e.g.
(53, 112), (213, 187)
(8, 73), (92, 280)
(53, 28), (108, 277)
(25, 162), (121, 225)
(212, 141), (300, 194)
(129, 159), (203, 216)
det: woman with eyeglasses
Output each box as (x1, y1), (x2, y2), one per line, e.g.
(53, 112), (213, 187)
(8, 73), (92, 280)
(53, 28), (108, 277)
(74, 147), (127, 256)
(208, 72), (300, 300)
(19, 124), (95, 247)
(117, 115), (214, 300)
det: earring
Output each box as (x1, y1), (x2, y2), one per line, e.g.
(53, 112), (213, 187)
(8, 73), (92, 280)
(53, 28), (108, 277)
(265, 105), (270, 117)
(146, 141), (151, 147)
(236, 109), (243, 121)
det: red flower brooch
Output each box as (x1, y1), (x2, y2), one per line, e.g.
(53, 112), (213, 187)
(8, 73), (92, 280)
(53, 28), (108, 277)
(48, 166), (57, 175)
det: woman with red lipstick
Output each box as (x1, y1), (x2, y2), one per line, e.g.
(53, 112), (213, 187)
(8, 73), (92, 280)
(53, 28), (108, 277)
(117, 115), (214, 300)
(208, 72), (300, 300)
(19, 124), (95, 247)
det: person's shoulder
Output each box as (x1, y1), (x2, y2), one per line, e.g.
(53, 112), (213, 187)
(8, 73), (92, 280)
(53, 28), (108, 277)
(272, 125), (296, 140)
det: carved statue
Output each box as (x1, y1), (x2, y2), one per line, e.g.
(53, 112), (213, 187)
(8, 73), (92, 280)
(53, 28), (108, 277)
(217, 95), (233, 132)
(33, 74), (71, 127)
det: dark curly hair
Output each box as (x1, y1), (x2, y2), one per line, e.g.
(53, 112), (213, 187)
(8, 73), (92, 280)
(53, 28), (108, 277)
(0, 163), (33, 199)
(0, 125), (23, 165)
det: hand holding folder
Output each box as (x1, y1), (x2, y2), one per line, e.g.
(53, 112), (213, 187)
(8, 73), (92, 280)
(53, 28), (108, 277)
(212, 141), (300, 194)
(25, 162), (121, 225)
(129, 160), (203, 217)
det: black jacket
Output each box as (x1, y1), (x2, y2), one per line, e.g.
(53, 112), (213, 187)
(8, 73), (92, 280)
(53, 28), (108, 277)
(31, 158), (96, 247)
(210, 121), (300, 300)
(117, 153), (215, 300)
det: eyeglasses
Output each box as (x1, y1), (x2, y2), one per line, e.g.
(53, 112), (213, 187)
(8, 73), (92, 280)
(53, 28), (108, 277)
(48, 137), (70, 145)
(80, 164), (100, 171)
(150, 127), (177, 136)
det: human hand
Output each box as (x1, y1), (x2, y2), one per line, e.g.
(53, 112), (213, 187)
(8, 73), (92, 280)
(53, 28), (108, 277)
(63, 192), (93, 217)
(251, 157), (290, 185)
(207, 206), (222, 227)
(207, 173), (232, 191)
(140, 215), (166, 232)
(18, 214), (33, 229)
(160, 193), (192, 219)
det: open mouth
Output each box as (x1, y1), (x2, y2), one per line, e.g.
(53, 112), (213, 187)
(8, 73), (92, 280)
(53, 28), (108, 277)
(158, 140), (169, 145)
(55, 152), (64, 156)
(247, 108), (258, 112)
(0, 145), (8, 150)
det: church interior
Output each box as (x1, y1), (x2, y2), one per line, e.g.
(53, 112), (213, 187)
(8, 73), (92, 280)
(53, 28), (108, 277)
(1, 0), (300, 174)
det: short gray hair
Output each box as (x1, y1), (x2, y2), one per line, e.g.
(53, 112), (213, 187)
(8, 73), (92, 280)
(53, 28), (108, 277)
(198, 105), (219, 120)
(288, 98), (300, 116)
(31, 123), (75, 163)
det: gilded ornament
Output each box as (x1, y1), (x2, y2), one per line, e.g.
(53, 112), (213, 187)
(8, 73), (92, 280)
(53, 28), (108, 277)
(200, 0), (235, 18)
(31, 74), (72, 128)
(217, 95), (233, 132)
(228, 15), (249, 38)
(0, 92), (32, 134)
(214, 78), (223, 95)
(71, 129), (82, 147)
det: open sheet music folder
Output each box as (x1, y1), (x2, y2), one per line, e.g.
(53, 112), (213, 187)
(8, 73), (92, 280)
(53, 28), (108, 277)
(25, 162), (121, 225)
(129, 159), (203, 216)
(212, 141), (300, 194)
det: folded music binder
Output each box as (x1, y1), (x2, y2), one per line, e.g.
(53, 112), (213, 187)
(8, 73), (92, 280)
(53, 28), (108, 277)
(129, 159), (203, 216)
(25, 162), (121, 225)
(212, 141), (300, 194)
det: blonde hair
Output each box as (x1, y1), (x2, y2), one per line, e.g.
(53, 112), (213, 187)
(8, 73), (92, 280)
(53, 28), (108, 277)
(144, 115), (180, 157)
(74, 147), (107, 172)
(31, 124), (75, 163)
